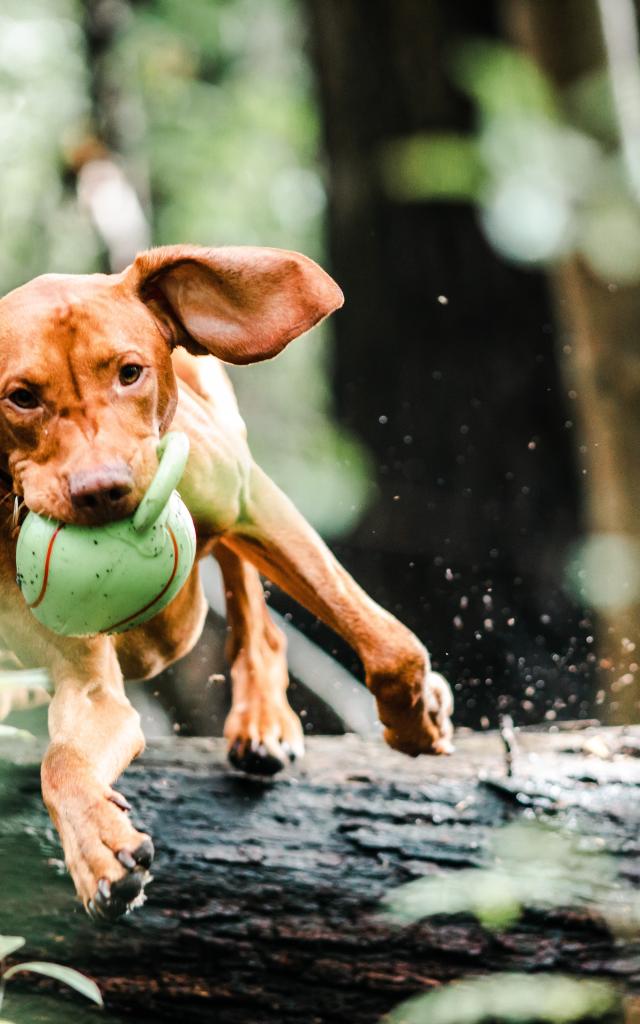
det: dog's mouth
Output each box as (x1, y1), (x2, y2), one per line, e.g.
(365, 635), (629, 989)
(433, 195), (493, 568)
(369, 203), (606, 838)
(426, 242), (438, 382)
(15, 482), (144, 530)
(11, 445), (161, 530)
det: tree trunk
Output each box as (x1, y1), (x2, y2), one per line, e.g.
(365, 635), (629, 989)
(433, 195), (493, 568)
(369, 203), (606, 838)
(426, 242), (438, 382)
(552, 260), (640, 722)
(2, 729), (640, 1022)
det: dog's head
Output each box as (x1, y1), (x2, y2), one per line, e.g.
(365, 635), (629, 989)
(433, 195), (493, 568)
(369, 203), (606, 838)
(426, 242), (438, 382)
(0, 245), (343, 525)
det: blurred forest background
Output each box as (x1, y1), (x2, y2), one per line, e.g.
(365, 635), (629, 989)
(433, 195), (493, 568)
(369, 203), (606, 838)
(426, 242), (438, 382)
(4, 0), (640, 734)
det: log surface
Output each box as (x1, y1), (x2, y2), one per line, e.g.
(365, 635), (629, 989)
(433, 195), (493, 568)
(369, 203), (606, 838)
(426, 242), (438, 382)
(2, 728), (640, 1023)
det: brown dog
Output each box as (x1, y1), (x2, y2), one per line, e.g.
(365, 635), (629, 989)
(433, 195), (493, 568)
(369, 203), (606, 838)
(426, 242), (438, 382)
(0, 245), (453, 919)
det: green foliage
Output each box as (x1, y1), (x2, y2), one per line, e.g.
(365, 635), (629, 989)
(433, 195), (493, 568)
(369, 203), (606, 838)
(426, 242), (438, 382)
(0, 0), (370, 538)
(381, 133), (482, 202)
(565, 68), (618, 145)
(3, 962), (102, 1006)
(383, 38), (640, 285)
(0, 0), (99, 290)
(451, 40), (559, 120)
(384, 823), (631, 1024)
(106, 0), (371, 535)
(385, 973), (618, 1024)
(113, 0), (322, 251)
(0, 943), (24, 963)
(0, 935), (103, 1020)
(385, 821), (638, 934)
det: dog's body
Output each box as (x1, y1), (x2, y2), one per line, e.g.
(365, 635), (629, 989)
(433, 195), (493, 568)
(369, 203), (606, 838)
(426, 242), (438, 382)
(0, 245), (452, 918)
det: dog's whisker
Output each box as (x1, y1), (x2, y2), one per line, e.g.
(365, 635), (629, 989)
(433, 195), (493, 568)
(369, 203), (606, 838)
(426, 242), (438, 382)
(11, 496), (22, 532)
(1, 492), (25, 535)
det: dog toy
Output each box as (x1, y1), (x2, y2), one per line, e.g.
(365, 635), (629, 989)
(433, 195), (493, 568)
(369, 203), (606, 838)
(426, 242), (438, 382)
(16, 431), (196, 637)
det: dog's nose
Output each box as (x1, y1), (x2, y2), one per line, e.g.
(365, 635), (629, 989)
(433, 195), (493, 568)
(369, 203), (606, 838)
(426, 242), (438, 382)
(68, 463), (134, 516)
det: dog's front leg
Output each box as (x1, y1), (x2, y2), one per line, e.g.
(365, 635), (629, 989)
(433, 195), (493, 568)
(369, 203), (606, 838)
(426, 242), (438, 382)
(42, 637), (153, 919)
(215, 543), (304, 774)
(224, 464), (454, 757)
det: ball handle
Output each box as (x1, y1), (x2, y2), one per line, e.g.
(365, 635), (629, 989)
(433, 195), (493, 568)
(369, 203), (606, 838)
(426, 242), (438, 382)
(132, 432), (190, 533)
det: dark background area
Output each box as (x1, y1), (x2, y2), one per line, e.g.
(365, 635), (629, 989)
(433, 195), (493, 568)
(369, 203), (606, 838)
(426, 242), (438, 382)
(273, 0), (594, 728)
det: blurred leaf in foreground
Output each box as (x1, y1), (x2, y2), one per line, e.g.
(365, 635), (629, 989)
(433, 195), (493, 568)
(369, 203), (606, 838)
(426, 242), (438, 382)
(451, 39), (559, 120)
(381, 37), (640, 285)
(380, 133), (483, 202)
(384, 821), (631, 932)
(0, 940), (24, 962)
(385, 973), (618, 1024)
(2, 962), (103, 1008)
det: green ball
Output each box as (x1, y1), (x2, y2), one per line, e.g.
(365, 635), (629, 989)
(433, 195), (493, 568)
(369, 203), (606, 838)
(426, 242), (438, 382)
(16, 432), (197, 637)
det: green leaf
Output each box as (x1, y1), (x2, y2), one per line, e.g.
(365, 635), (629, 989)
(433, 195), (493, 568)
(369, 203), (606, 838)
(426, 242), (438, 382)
(380, 133), (482, 202)
(386, 973), (618, 1024)
(0, 938), (25, 961)
(451, 40), (558, 119)
(384, 822), (619, 933)
(3, 963), (103, 1007)
(385, 868), (524, 930)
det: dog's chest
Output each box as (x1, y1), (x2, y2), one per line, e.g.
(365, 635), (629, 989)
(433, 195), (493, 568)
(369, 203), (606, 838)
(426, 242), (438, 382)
(172, 376), (251, 537)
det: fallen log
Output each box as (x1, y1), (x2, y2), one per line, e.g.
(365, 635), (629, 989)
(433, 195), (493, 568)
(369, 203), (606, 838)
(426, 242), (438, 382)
(1, 727), (640, 1023)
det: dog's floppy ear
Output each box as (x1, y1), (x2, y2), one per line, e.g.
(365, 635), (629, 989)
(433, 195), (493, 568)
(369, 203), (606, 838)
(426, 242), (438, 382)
(123, 244), (344, 364)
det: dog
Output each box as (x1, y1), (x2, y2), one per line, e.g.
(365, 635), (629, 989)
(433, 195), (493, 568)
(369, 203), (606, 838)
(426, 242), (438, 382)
(0, 245), (453, 919)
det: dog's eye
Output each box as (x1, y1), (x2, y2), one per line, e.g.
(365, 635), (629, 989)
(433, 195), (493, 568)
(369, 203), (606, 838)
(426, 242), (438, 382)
(8, 388), (39, 410)
(119, 364), (143, 386)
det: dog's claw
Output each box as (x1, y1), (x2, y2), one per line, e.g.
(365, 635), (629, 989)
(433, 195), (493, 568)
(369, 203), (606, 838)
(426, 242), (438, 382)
(117, 849), (136, 870)
(88, 877), (144, 923)
(108, 790), (132, 813)
(88, 841), (154, 922)
(87, 879), (112, 921)
(132, 838), (155, 869)
(228, 739), (287, 777)
(98, 878), (111, 900)
(111, 870), (146, 907)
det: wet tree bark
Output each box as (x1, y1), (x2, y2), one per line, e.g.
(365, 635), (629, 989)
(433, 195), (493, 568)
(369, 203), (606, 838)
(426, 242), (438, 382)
(2, 729), (640, 1023)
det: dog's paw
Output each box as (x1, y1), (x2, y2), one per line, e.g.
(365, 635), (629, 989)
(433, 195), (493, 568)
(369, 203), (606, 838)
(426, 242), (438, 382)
(224, 699), (305, 776)
(87, 836), (154, 922)
(423, 670), (455, 754)
(54, 786), (154, 921)
(374, 652), (455, 757)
